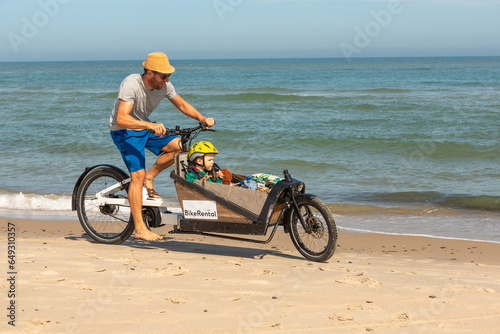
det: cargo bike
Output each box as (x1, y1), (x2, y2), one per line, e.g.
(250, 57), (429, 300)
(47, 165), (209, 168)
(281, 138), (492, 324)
(72, 123), (338, 262)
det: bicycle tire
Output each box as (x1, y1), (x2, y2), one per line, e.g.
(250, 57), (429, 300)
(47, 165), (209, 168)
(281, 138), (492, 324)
(76, 167), (134, 244)
(288, 195), (338, 262)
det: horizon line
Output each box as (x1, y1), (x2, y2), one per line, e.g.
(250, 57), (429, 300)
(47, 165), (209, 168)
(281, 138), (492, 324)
(1, 54), (500, 64)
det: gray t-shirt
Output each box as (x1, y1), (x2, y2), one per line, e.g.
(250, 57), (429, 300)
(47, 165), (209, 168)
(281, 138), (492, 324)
(109, 73), (177, 131)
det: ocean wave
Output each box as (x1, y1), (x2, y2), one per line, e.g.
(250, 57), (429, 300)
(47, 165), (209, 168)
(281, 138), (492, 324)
(205, 91), (342, 102)
(327, 202), (460, 216)
(355, 192), (500, 212)
(336, 225), (500, 244)
(3, 189), (497, 215)
(97, 92), (118, 99)
(362, 88), (412, 93)
(0, 192), (72, 211)
(440, 195), (500, 212)
(352, 103), (378, 111)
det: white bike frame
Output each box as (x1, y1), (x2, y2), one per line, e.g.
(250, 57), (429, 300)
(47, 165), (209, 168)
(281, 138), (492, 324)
(94, 178), (180, 208)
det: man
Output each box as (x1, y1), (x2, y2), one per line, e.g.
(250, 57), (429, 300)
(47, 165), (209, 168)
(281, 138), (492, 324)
(109, 52), (215, 241)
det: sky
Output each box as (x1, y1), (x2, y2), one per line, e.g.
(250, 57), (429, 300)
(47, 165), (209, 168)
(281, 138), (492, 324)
(1, 0), (500, 62)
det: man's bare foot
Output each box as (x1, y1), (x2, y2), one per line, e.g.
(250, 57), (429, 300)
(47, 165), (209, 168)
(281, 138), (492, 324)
(134, 229), (163, 241)
(144, 179), (160, 198)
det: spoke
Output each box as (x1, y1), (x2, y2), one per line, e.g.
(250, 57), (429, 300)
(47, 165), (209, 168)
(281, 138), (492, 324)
(294, 204), (330, 254)
(80, 173), (131, 239)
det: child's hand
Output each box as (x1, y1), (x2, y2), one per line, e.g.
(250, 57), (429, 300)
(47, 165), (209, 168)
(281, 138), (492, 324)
(201, 174), (210, 181)
(216, 171), (224, 179)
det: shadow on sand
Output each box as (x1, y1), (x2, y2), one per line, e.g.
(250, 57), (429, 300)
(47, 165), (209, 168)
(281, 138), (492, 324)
(65, 234), (304, 261)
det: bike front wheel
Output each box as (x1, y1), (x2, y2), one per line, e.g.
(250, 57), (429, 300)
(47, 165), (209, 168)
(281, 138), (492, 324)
(75, 167), (134, 244)
(288, 195), (338, 262)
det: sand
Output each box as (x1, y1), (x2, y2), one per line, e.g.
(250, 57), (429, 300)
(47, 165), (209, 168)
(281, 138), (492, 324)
(1, 217), (499, 333)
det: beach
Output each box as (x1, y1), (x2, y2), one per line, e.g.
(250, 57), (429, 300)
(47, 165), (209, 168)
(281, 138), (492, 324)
(1, 57), (500, 242)
(2, 217), (499, 333)
(1, 57), (499, 333)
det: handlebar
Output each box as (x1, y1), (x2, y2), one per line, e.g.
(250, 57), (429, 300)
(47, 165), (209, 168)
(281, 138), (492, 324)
(148, 122), (215, 135)
(149, 122), (215, 152)
(166, 122), (215, 136)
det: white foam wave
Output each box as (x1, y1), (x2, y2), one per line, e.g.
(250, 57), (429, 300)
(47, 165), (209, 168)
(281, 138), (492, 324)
(337, 225), (500, 244)
(0, 192), (72, 211)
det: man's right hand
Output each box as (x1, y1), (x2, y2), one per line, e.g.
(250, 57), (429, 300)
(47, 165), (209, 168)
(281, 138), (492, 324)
(203, 117), (216, 128)
(148, 122), (167, 137)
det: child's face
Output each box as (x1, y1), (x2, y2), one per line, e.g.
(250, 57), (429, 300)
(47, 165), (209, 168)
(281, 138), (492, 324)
(203, 154), (216, 171)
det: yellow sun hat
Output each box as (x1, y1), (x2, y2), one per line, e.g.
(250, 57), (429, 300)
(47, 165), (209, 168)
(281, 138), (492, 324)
(142, 52), (175, 74)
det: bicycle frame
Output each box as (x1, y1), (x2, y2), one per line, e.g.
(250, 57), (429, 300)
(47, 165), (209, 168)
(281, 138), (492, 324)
(71, 164), (180, 210)
(72, 123), (337, 261)
(93, 177), (181, 209)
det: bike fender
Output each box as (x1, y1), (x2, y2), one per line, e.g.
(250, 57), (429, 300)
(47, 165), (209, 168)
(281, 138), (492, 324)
(256, 178), (306, 225)
(71, 164), (129, 211)
(282, 193), (318, 233)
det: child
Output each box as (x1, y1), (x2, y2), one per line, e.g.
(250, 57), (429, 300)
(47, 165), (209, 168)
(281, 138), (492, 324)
(185, 141), (224, 183)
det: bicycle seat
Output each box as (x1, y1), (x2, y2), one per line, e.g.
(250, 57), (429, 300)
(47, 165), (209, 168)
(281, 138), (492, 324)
(175, 152), (189, 178)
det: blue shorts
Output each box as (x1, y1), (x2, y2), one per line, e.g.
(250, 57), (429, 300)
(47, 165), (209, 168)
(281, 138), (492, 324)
(110, 129), (178, 173)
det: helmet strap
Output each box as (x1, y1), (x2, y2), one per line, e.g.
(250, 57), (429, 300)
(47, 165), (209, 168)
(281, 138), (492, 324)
(201, 156), (215, 179)
(193, 155), (206, 169)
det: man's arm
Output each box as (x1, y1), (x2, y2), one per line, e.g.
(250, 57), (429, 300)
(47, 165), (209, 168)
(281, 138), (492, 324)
(116, 100), (166, 136)
(169, 95), (215, 127)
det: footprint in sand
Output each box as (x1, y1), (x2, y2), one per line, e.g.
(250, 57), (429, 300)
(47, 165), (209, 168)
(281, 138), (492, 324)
(262, 269), (278, 275)
(329, 313), (354, 321)
(143, 264), (189, 277)
(224, 260), (243, 266)
(318, 266), (349, 272)
(347, 304), (374, 311)
(335, 277), (382, 288)
(82, 253), (100, 260)
(319, 267), (364, 276)
(29, 319), (49, 326)
(165, 297), (189, 304)
(395, 312), (410, 320)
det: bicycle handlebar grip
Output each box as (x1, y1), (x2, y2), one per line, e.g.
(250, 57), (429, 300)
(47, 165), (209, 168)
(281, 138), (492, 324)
(149, 128), (171, 134)
(200, 121), (215, 131)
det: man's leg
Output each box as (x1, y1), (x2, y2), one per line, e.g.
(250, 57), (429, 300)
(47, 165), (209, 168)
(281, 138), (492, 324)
(110, 130), (162, 241)
(129, 169), (162, 241)
(144, 138), (182, 193)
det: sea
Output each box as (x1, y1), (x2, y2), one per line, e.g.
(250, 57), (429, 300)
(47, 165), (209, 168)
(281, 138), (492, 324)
(1, 57), (499, 242)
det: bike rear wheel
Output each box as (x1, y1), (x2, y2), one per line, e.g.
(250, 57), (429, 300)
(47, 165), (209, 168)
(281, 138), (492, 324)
(289, 195), (337, 262)
(76, 167), (134, 244)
